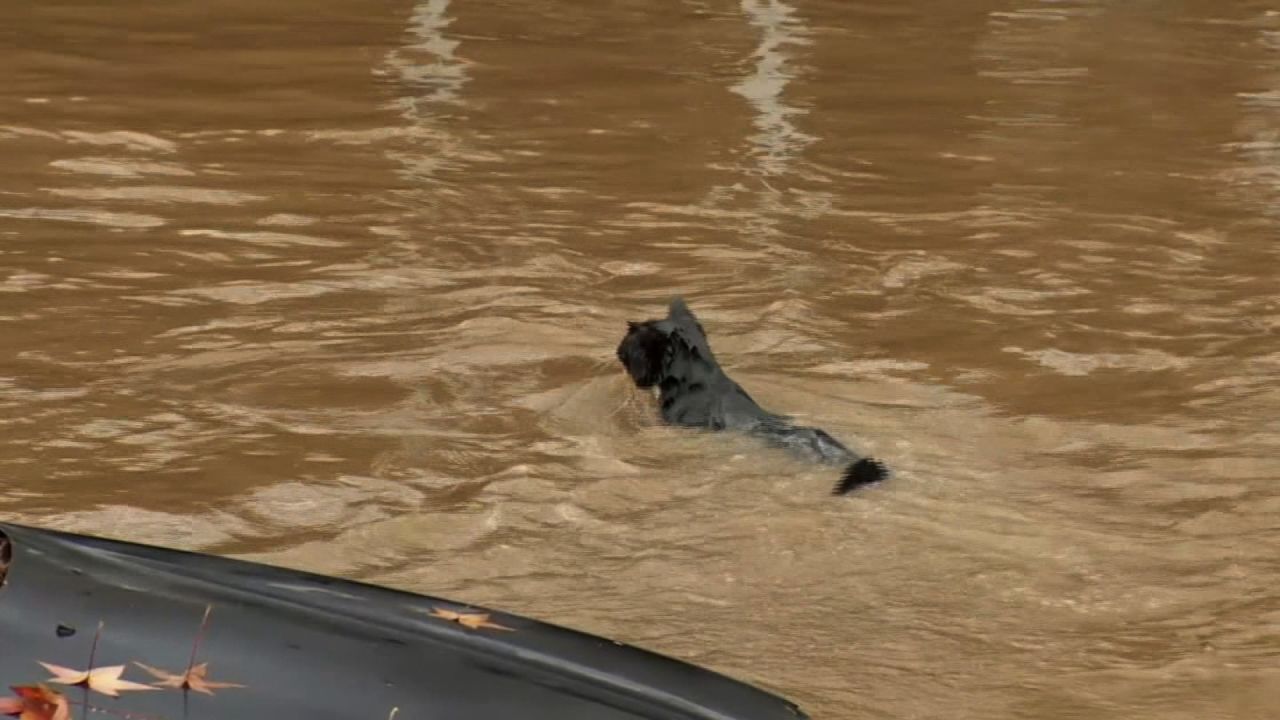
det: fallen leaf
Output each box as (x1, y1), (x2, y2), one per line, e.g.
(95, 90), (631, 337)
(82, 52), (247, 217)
(0, 686), (71, 720)
(427, 607), (513, 631)
(38, 663), (157, 697)
(134, 662), (245, 696)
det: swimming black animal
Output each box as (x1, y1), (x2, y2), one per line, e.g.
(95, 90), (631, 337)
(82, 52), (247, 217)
(616, 298), (887, 495)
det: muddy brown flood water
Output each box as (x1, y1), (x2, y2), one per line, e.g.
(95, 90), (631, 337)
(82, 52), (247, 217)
(2, 1), (1278, 717)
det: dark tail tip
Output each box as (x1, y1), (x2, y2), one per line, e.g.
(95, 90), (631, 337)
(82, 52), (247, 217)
(834, 458), (889, 495)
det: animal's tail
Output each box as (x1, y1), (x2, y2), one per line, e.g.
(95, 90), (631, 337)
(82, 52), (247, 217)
(834, 458), (889, 495)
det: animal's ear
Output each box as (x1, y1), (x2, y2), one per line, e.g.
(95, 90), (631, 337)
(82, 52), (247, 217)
(667, 298), (705, 335)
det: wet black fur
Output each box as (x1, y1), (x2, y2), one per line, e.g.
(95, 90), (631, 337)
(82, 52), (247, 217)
(616, 298), (888, 495)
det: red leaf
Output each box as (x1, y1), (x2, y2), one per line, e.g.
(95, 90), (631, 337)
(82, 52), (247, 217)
(2, 686), (71, 720)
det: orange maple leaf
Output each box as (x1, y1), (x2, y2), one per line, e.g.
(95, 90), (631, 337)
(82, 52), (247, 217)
(427, 607), (513, 631)
(0, 685), (71, 720)
(134, 662), (245, 696)
(38, 663), (156, 698)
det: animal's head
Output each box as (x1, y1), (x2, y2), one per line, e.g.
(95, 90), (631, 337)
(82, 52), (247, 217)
(616, 320), (670, 388)
(617, 298), (714, 388)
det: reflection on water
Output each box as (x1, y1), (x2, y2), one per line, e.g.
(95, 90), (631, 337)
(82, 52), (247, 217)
(700, 0), (826, 255)
(1232, 14), (1280, 218)
(731, 0), (814, 179)
(386, 0), (467, 112)
(1, 1), (1279, 719)
(382, 0), (473, 185)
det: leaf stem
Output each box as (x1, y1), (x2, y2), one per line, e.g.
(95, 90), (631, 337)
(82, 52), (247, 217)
(185, 605), (212, 675)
